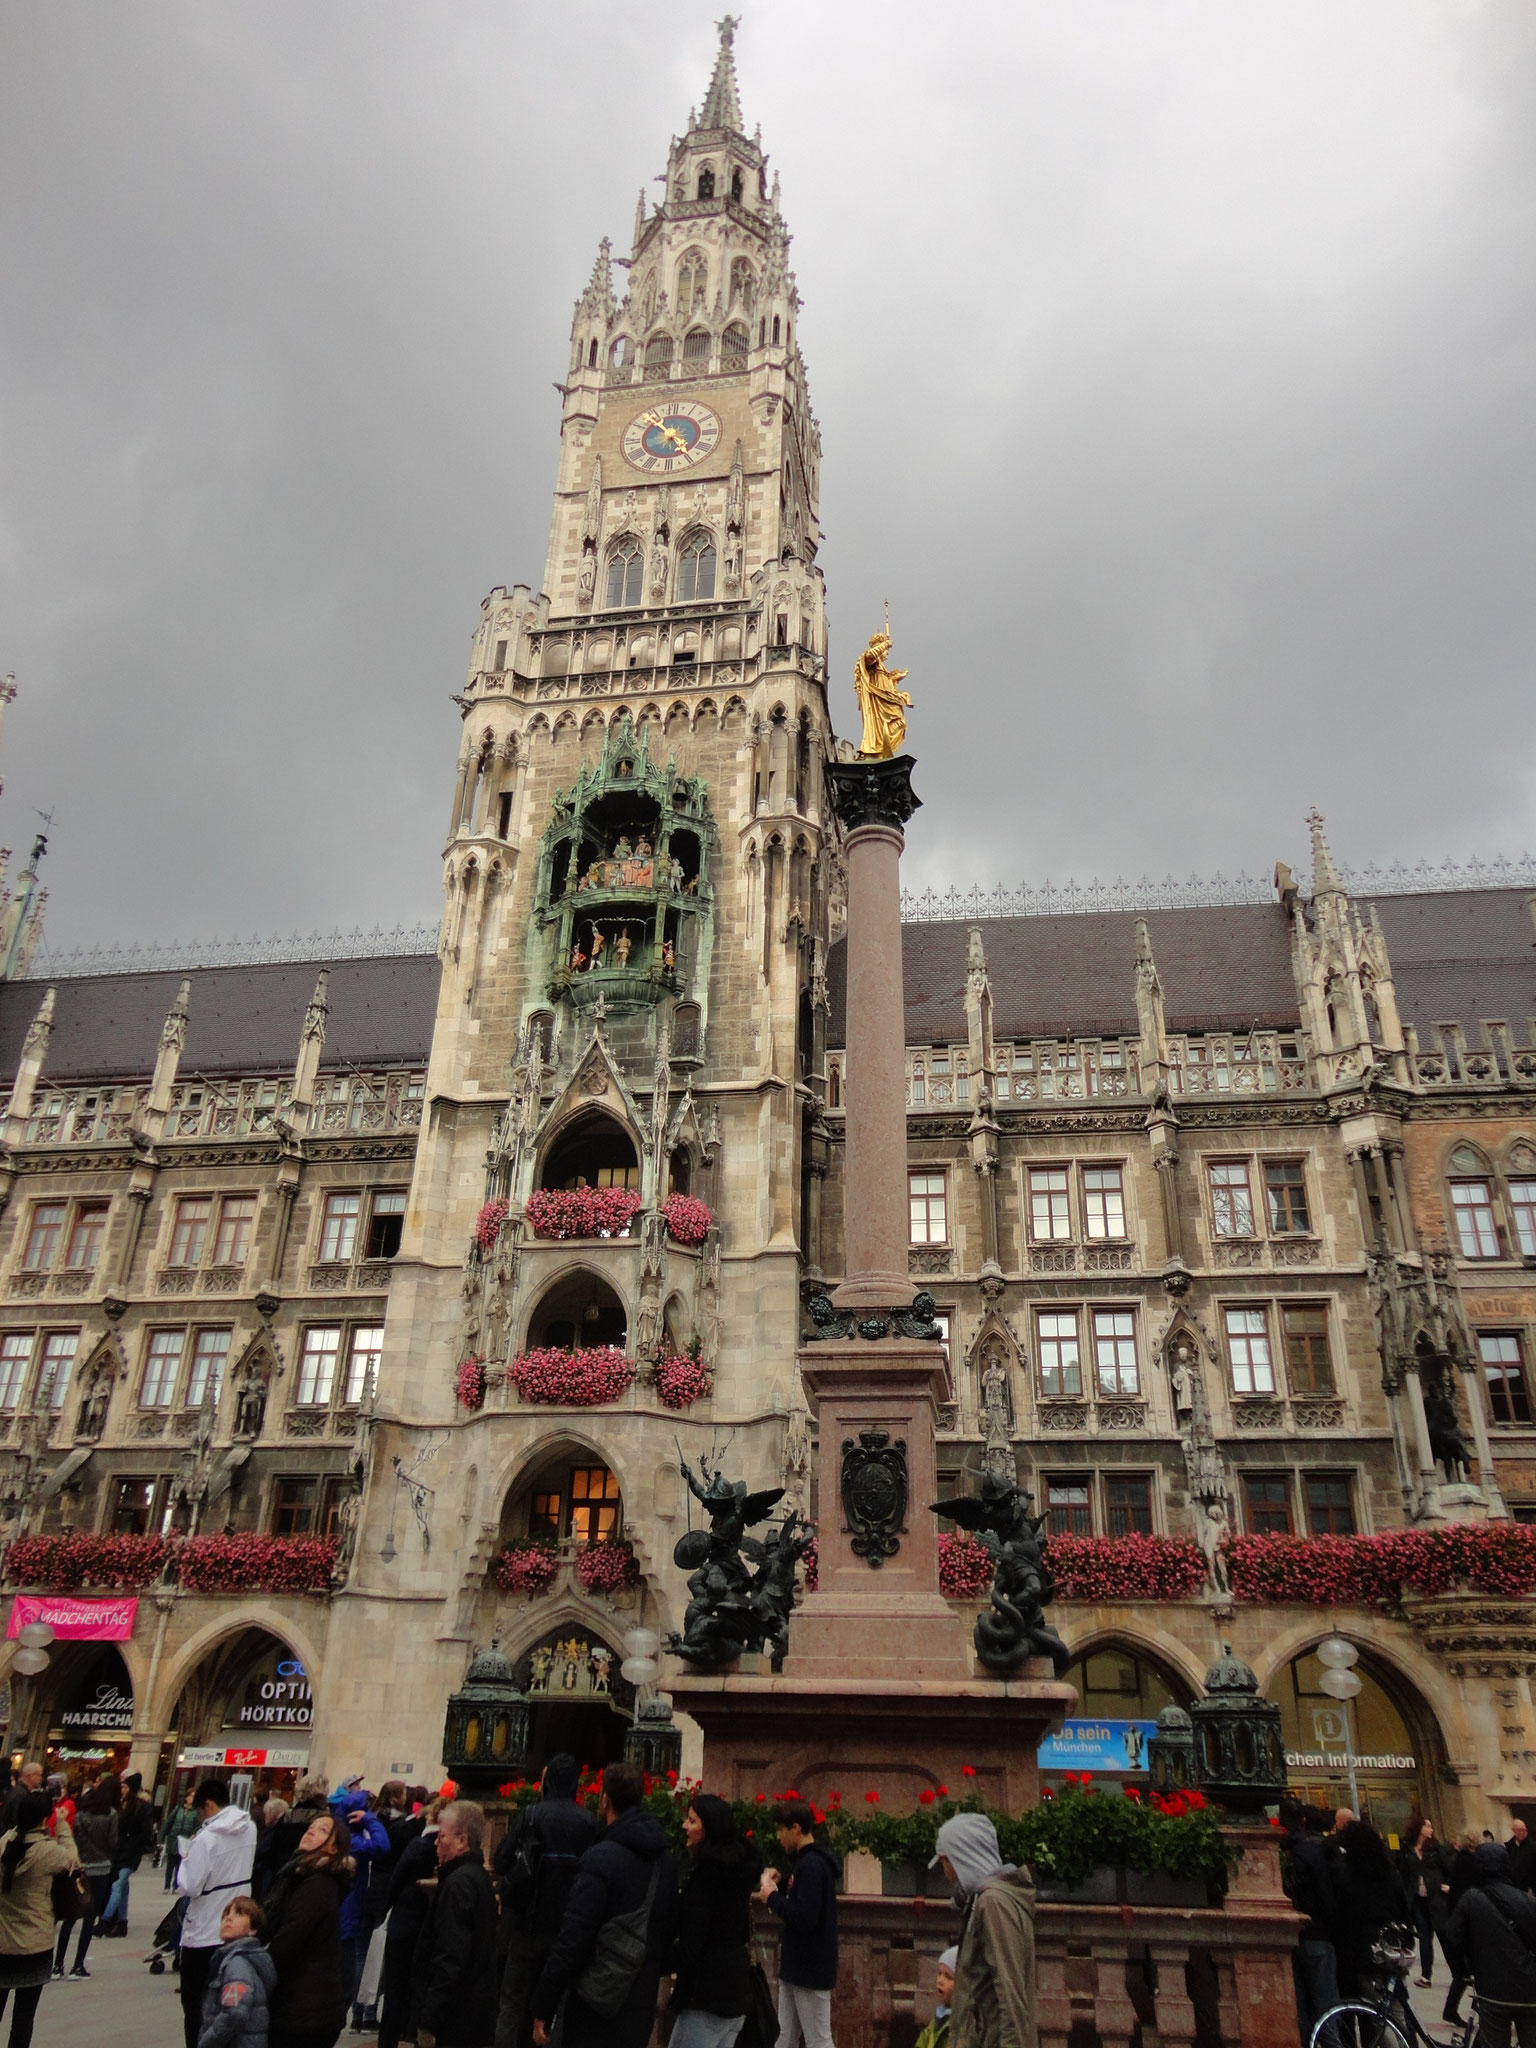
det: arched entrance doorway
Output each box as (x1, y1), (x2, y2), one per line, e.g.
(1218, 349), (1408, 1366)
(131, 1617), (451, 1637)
(36, 1643), (137, 1785)
(1041, 1642), (1195, 1785)
(511, 1626), (634, 1777)
(1269, 1645), (1437, 1843)
(171, 1626), (313, 1808)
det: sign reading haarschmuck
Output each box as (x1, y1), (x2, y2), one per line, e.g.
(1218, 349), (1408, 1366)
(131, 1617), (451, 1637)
(7, 1596), (137, 1642)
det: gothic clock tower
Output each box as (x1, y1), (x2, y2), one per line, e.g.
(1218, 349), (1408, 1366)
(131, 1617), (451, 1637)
(344, 21), (835, 1755)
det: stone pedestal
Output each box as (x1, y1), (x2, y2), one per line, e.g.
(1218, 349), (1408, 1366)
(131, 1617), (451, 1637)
(788, 1337), (968, 1679)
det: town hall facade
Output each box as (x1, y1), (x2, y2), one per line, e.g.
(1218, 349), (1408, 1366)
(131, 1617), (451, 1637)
(0, 24), (1534, 1845)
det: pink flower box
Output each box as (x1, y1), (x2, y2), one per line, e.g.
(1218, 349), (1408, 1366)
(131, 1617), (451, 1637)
(493, 1543), (560, 1595)
(574, 1540), (640, 1594)
(474, 1199), (508, 1250)
(661, 1194), (712, 1247)
(655, 1350), (713, 1410)
(524, 1188), (642, 1241)
(508, 1345), (636, 1407)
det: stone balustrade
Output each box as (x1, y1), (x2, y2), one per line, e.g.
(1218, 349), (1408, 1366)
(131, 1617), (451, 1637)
(750, 1828), (1301, 2048)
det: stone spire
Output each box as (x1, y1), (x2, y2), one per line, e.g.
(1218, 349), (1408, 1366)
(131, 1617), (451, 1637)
(138, 978), (192, 1141)
(575, 237), (614, 321)
(1308, 806), (1343, 898)
(697, 14), (745, 133)
(290, 969), (330, 1125)
(4, 986), (54, 1145)
(1133, 916), (1169, 1097)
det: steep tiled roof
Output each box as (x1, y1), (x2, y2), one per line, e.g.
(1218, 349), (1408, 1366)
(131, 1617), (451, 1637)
(827, 888), (1536, 1051)
(1373, 889), (1536, 1041)
(0, 956), (441, 1085)
(829, 904), (1300, 1047)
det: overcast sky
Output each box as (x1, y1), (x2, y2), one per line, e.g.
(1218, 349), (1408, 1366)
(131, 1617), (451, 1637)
(4, 1), (1536, 953)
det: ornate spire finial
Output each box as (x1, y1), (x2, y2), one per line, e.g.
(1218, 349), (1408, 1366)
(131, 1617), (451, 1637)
(21, 986), (55, 1059)
(160, 978), (191, 1055)
(1307, 807), (1342, 896)
(302, 968), (330, 1045)
(700, 15), (745, 133)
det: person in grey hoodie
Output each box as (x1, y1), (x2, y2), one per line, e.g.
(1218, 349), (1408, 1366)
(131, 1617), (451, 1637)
(199, 1898), (277, 2048)
(930, 1813), (1039, 2048)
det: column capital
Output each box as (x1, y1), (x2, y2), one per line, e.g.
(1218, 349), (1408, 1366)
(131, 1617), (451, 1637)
(826, 754), (921, 833)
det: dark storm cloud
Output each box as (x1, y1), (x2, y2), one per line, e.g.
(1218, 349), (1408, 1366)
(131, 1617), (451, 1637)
(3, 1), (1535, 950)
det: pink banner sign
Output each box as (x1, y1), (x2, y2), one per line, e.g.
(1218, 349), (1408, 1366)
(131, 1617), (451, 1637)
(7, 1595), (137, 1642)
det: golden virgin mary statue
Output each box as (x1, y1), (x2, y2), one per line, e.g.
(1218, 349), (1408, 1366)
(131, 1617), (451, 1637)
(852, 617), (912, 759)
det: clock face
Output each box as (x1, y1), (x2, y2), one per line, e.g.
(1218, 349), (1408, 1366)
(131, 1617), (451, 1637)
(621, 401), (721, 474)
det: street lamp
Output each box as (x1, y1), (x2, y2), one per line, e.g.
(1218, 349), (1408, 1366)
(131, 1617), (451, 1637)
(1316, 1636), (1362, 1817)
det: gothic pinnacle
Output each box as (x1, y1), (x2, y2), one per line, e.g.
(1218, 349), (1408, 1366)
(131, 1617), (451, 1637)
(700, 13), (744, 133)
(1307, 806), (1343, 896)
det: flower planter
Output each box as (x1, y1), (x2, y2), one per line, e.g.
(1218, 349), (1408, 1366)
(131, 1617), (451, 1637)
(524, 1188), (642, 1241)
(1036, 1864), (1208, 1908)
(879, 1859), (954, 1899)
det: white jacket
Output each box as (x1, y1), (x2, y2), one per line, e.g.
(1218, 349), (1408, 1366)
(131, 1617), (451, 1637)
(176, 1802), (257, 1950)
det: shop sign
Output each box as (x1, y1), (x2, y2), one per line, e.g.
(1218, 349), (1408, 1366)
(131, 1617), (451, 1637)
(179, 1745), (309, 1770)
(7, 1595), (137, 1642)
(238, 1656), (312, 1729)
(1285, 1751), (1416, 1771)
(1038, 1719), (1158, 1773)
(60, 1680), (134, 1732)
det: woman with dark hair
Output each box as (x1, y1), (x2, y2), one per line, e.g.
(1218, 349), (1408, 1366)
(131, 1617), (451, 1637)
(670, 1793), (763, 2048)
(1397, 1816), (1451, 1988)
(52, 1778), (117, 1979)
(1333, 1819), (1411, 1999)
(262, 1809), (356, 2048)
(0, 1790), (80, 2048)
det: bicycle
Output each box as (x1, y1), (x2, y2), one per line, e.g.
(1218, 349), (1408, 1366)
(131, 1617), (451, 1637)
(1311, 1925), (1478, 2048)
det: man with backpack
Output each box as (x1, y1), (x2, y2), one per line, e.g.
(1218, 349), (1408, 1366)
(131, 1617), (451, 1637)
(529, 1760), (677, 2048)
(494, 1755), (598, 2048)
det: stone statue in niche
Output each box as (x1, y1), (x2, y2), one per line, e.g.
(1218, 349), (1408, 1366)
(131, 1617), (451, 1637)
(1424, 1384), (1474, 1483)
(1194, 1494), (1231, 1597)
(234, 1378), (267, 1440)
(932, 1472), (1071, 1675)
(1169, 1339), (1196, 1418)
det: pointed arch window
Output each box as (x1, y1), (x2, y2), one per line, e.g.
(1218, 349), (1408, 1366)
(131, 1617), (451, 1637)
(730, 259), (756, 311)
(697, 166), (716, 200)
(722, 323), (749, 367)
(682, 328), (711, 365)
(730, 167), (743, 203)
(643, 333), (674, 382)
(609, 336), (631, 368)
(604, 537), (645, 609)
(676, 250), (709, 317)
(676, 532), (717, 603)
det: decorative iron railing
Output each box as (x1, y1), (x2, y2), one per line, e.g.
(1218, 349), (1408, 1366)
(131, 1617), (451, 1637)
(899, 852), (1536, 922)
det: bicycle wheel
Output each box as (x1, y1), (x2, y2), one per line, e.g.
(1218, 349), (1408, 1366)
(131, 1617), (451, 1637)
(1311, 2004), (1412, 2048)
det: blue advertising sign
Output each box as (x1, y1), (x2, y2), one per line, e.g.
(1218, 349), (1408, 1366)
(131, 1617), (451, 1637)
(1037, 1718), (1158, 1774)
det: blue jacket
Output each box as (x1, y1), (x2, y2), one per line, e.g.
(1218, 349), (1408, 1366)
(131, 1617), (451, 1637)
(198, 1935), (277, 2048)
(765, 1841), (839, 1991)
(328, 1801), (390, 1942)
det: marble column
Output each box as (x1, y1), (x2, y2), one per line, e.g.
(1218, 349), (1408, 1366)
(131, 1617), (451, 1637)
(827, 757), (920, 1313)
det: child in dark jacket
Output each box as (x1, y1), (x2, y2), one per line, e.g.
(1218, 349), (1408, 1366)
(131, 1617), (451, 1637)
(199, 1898), (277, 2048)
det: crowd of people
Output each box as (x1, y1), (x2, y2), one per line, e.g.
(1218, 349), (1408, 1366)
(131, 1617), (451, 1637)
(4, 1749), (1536, 2048)
(1280, 1798), (1536, 2047)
